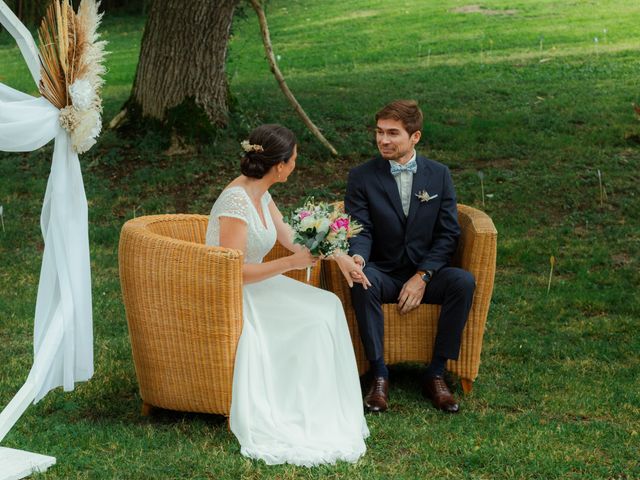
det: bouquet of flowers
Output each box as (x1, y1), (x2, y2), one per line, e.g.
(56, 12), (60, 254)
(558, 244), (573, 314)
(286, 199), (363, 281)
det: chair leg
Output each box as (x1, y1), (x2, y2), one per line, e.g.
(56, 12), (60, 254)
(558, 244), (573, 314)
(461, 378), (474, 394)
(141, 401), (154, 416)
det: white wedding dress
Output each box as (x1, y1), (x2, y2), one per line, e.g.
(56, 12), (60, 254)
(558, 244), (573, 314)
(206, 187), (369, 467)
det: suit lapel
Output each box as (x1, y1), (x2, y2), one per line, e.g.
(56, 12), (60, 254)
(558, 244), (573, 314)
(406, 155), (431, 227)
(374, 157), (406, 223)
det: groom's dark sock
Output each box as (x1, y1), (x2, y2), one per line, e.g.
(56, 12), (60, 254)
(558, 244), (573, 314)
(370, 358), (389, 379)
(425, 355), (448, 378)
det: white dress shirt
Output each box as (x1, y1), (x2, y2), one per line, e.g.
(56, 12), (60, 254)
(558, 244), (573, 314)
(389, 150), (417, 216)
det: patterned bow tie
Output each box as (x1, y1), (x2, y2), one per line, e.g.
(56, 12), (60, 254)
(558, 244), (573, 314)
(390, 159), (417, 176)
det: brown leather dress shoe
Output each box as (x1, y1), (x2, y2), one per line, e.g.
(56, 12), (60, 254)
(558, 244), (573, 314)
(364, 376), (389, 413)
(422, 376), (459, 413)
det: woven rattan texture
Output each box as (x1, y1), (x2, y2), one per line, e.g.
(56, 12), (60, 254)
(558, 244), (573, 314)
(119, 214), (322, 416)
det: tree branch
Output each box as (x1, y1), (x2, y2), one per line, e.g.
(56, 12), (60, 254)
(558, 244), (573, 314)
(250, 0), (338, 157)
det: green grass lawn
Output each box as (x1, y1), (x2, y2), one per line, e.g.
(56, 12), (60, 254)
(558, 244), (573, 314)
(1, 0), (640, 478)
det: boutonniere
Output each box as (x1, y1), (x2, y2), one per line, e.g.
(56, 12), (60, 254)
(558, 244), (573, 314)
(416, 190), (438, 203)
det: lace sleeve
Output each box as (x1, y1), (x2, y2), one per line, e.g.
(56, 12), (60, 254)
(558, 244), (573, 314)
(213, 188), (250, 224)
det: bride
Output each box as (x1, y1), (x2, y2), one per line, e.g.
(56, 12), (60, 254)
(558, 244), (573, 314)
(206, 124), (369, 466)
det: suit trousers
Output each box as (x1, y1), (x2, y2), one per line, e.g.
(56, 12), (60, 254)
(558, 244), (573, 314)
(350, 264), (475, 364)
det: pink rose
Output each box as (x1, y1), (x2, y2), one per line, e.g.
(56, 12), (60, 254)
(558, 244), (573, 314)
(330, 217), (349, 232)
(298, 210), (312, 220)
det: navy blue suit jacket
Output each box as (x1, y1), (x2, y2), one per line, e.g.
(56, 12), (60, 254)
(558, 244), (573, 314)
(345, 154), (460, 273)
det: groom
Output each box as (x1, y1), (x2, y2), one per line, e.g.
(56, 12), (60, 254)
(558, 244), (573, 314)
(343, 100), (475, 414)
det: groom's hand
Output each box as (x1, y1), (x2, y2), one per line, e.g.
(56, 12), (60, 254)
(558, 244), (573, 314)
(398, 274), (426, 314)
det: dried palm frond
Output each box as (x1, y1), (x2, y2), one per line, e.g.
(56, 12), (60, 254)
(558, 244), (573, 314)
(37, 0), (75, 109)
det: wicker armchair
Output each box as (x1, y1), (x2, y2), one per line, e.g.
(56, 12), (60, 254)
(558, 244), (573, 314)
(118, 214), (321, 416)
(323, 204), (497, 393)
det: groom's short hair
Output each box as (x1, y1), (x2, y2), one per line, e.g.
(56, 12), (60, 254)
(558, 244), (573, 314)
(375, 100), (423, 135)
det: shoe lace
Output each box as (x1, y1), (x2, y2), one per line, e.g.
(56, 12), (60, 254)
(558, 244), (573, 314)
(374, 378), (386, 393)
(433, 377), (449, 394)
(369, 377), (386, 396)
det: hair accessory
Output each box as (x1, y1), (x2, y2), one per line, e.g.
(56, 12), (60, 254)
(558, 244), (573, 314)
(241, 140), (264, 153)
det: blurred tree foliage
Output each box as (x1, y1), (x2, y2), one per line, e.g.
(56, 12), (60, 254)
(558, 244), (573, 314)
(2, 0), (150, 28)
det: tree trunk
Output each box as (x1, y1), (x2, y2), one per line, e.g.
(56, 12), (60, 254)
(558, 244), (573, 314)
(130, 0), (239, 127)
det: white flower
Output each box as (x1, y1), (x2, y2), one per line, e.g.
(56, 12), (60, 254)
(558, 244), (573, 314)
(68, 79), (95, 111)
(58, 105), (79, 132)
(416, 190), (438, 203)
(240, 140), (263, 153)
(71, 108), (102, 154)
(314, 217), (331, 234)
(299, 215), (316, 231)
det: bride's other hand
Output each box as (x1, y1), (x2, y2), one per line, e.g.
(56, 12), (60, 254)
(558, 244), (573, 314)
(288, 248), (317, 270)
(335, 254), (371, 289)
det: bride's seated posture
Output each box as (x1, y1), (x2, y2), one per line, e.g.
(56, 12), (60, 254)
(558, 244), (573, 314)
(206, 124), (369, 466)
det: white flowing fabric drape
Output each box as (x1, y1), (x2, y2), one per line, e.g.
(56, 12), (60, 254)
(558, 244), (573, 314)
(0, 3), (93, 443)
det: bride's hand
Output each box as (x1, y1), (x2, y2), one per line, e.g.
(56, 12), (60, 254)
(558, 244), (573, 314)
(288, 248), (317, 270)
(334, 254), (370, 289)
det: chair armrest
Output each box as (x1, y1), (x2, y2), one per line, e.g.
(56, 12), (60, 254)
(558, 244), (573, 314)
(454, 204), (498, 329)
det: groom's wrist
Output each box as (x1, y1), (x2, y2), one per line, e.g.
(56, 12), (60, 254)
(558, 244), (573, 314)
(416, 269), (434, 284)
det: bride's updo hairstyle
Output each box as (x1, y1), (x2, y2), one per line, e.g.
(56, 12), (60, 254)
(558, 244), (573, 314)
(240, 124), (297, 179)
